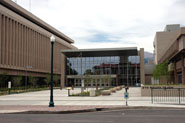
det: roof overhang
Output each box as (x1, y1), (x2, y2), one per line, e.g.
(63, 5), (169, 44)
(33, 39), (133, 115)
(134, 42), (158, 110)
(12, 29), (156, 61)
(61, 47), (138, 57)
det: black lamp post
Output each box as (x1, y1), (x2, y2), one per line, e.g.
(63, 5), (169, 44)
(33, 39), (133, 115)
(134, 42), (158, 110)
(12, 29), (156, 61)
(49, 35), (55, 107)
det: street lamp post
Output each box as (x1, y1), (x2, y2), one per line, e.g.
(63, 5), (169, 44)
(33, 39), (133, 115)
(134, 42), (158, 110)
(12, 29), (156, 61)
(49, 35), (55, 107)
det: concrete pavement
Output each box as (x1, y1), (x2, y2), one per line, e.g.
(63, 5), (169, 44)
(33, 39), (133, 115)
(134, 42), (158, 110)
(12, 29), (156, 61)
(1, 87), (185, 113)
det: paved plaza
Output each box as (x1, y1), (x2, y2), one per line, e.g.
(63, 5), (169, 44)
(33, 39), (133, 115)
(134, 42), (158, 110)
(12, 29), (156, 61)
(0, 87), (185, 113)
(0, 87), (147, 106)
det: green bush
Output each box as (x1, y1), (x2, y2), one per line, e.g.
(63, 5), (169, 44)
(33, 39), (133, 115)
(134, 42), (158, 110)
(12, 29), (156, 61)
(153, 60), (170, 81)
(12, 75), (22, 87)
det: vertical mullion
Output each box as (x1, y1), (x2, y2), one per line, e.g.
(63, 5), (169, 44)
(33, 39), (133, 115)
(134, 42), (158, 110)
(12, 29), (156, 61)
(21, 24), (23, 68)
(30, 29), (32, 68)
(18, 23), (20, 67)
(11, 20), (14, 67)
(27, 27), (29, 68)
(28, 28), (31, 66)
(41, 35), (43, 70)
(38, 33), (42, 70)
(5, 16), (8, 66)
(32, 30), (34, 69)
(9, 18), (12, 66)
(23, 25), (25, 68)
(2, 15), (5, 65)
(26, 27), (28, 68)
(36, 32), (38, 70)
(15, 21), (18, 67)
(34, 31), (36, 70)
(0, 14), (2, 65)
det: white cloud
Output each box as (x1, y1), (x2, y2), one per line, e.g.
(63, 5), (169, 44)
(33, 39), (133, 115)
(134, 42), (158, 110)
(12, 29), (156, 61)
(15, 0), (185, 53)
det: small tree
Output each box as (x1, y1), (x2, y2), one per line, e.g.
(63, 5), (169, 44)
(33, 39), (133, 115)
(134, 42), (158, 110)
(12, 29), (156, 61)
(84, 74), (92, 91)
(84, 69), (93, 90)
(12, 75), (22, 87)
(104, 75), (111, 87)
(0, 72), (8, 88)
(54, 75), (60, 87)
(153, 60), (170, 84)
(28, 75), (37, 87)
(44, 74), (51, 87)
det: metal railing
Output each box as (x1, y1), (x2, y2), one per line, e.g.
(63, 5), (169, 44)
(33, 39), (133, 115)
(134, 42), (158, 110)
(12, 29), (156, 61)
(151, 88), (185, 104)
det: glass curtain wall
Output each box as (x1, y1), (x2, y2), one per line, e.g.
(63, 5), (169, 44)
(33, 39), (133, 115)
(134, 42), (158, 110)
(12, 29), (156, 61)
(66, 56), (140, 87)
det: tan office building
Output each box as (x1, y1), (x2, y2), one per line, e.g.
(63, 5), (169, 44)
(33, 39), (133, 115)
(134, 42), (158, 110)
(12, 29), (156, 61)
(0, 0), (76, 87)
(154, 24), (185, 84)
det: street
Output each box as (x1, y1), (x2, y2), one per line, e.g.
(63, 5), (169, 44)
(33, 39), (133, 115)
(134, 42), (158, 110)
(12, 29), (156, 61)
(1, 109), (185, 123)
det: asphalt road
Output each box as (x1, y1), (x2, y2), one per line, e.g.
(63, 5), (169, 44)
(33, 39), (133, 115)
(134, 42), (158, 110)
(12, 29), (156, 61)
(1, 109), (185, 123)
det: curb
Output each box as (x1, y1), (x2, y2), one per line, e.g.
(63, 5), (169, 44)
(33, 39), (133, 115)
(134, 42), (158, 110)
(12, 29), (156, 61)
(4, 106), (185, 114)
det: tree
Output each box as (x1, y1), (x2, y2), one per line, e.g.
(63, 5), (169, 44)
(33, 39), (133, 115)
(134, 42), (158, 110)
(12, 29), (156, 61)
(12, 75), (22, 87)
(103, 75), (112, 87)
(153, 60), (170, 84)
(54, 75), (60, 86)
(44, 74), (51, 87)
(84, 69), (93, 90)
(0, 72), (9, 88)
(28, 75), (37, 87)
(84, 69), (92, 75)
(84, 74), (92, 91)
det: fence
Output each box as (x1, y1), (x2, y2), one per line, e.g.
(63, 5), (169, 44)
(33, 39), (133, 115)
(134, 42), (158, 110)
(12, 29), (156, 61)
(151, 88), (185, 104)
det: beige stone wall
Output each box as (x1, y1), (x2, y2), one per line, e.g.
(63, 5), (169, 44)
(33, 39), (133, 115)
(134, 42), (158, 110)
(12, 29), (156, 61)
(154, 31), (179, 64)
(145, 75), (152, 85)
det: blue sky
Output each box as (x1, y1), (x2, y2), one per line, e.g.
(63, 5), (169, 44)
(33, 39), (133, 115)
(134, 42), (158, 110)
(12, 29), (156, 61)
(14, 0), (185, 53)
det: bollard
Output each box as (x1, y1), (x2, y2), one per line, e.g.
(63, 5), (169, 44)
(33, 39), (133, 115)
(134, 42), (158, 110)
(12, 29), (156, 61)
(66, 87), (71, 96)
(8, 81), (11, 95)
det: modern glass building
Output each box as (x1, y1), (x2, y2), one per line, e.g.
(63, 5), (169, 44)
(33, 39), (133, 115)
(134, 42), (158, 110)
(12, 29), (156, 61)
(62, 47), (145, 87)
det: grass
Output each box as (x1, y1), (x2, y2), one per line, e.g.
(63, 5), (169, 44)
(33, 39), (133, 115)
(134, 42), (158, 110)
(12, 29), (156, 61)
(0, 86), (60, 96)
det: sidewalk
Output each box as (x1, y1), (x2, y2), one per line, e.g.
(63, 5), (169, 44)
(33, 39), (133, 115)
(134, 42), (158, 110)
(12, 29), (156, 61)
(0, 87), (185, 113)
(0, 105), (124, 114)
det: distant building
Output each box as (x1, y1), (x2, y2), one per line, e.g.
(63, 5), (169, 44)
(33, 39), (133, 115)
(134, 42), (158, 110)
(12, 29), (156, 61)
(154, 24), (180, 64)
(153, 24), (185, 84)
(61, 48), (145, 87)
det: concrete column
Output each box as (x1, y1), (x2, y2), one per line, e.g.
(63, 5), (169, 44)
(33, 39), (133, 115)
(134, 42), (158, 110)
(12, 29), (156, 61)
(182, 55), (185, 84)
(60, 54), (66, 88)
(174, 61), (178, 84)
(140, 48), (145, 85)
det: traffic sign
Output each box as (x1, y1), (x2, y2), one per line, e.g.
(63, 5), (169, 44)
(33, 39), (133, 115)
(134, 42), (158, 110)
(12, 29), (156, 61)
(124, 92), (129, 99)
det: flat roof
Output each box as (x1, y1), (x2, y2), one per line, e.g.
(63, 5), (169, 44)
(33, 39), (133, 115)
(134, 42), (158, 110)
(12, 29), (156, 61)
(0, 0), (74, 43)
(61, 47), (138, 57)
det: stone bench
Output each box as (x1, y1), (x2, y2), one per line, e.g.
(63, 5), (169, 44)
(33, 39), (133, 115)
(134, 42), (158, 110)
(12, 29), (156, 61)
(109, 88), (116, 93)
(101, 90), (111, 95)
(116, 87), (121, 91)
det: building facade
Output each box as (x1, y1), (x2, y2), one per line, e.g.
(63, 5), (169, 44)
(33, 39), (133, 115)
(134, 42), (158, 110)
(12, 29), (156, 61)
(0, 0), (76, 87)
(154, 24), (180, 64)
(154, 24), (185, 84)
(62, 47), (145, 87)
